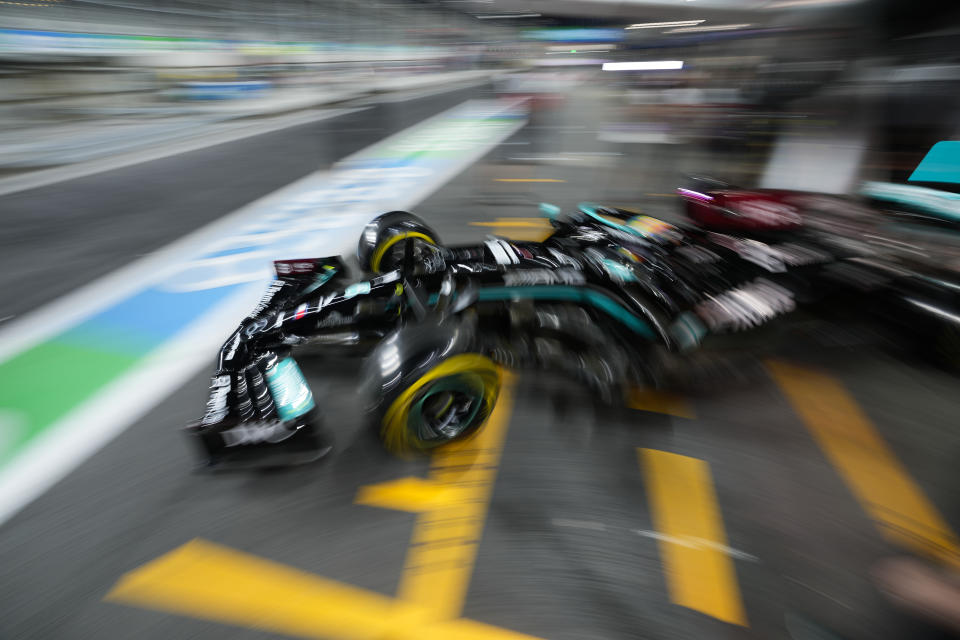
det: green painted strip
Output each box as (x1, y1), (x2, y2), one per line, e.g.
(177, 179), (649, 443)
(0, 341), (137, 464)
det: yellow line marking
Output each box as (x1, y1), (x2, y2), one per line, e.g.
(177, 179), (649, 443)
(766, 361), (960, 569)
(628, 388), (695, 418)
(491, 231), (554, 242)
(395, 371), (517, 620)
(493, 230), (554, 242)
(639, 448), (748, 626)
(468, 219), (554, 242)
(494, 178), (566, 183)
(106, 539), (406, 639)
(356, 476), (463, 512)
(107, 374), (544, 639)
(106, 539), (542, 640)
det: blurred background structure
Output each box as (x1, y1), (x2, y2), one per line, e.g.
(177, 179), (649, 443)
(1, 1), (960, 639)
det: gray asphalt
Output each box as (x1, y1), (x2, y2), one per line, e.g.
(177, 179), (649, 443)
(0, 84), (490, 321)
(1, 82), (959, 640)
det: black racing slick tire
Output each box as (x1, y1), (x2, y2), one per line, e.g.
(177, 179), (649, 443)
(379, 353), (501, 454)
(363, 319), (501, 454)
(357, 211), (440, 274)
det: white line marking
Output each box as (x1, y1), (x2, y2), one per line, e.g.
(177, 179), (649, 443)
(783, 575), (853, 609)
(552, 519), (759, 561)
(0, 98), (528, 365)
(632, 529), (760, 562)
(0, 107), (368, 198)
(0, 167), (338, 362)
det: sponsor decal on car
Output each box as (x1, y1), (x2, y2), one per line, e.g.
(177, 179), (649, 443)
(201, 375), (233, 426)
(695, 278), (796, 332)
(274, 259), (323, 276)
(709, 234), (787, 272)
(220, 420), (297, 447)
(627, 216), (683, 243)
(342, 282), (372, 299)
(601, 259), (637, 283)
(264, 357), (315, 421)
(244, 317), (270, 337)
(249, 280), (287, 317)
(502, 268), (586, 286)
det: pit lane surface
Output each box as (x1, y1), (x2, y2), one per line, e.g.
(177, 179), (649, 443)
(0, 84), (487, 322)
(2, 83), (959, 640)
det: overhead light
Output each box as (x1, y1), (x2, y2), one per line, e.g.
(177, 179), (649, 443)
(625, 20), (705, 29)
(665, 23), (752, 33)
(602, 60), (684, 71)
(477, 13), (541, 19)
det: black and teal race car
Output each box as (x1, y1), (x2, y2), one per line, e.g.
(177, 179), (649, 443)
(187, 201), (960, 468)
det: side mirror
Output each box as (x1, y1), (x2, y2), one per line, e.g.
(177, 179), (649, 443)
(538, 202), (562, 220)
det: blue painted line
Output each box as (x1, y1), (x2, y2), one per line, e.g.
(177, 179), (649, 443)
(59, 287), (239, 356)
(203, 246), (262, 259)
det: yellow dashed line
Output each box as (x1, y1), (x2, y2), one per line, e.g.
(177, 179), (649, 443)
(105, 539), (542, 639)
(468, 218), (554, 242)
(106, 539), (405, 639)
(360, 372), (517, 620)
(107, 374), (544, 639)
(640, 448), (748, 626)
(767, 361), (960, 569)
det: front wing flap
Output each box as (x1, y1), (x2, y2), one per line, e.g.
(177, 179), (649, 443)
(186, 355), (330, 470)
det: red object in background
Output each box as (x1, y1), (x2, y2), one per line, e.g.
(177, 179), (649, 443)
(680, 189), (804, 231)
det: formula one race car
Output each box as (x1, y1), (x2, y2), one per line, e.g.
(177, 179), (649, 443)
(187, 201), (960, 468)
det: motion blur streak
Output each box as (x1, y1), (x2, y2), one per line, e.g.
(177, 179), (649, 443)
(768, 361), (960, 569)
(3, 0), (960, 638)
(359, 372), (517, 622)
(639, 448), (748, 626)
(110, 375), (536, 640)
(106, 539), (542, 640)
(627, 387), (695, 418)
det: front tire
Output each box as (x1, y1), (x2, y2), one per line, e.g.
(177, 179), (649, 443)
(379, 353), (501, 454)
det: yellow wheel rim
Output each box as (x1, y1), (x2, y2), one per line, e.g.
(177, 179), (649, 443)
(381, 354), (501, 454)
